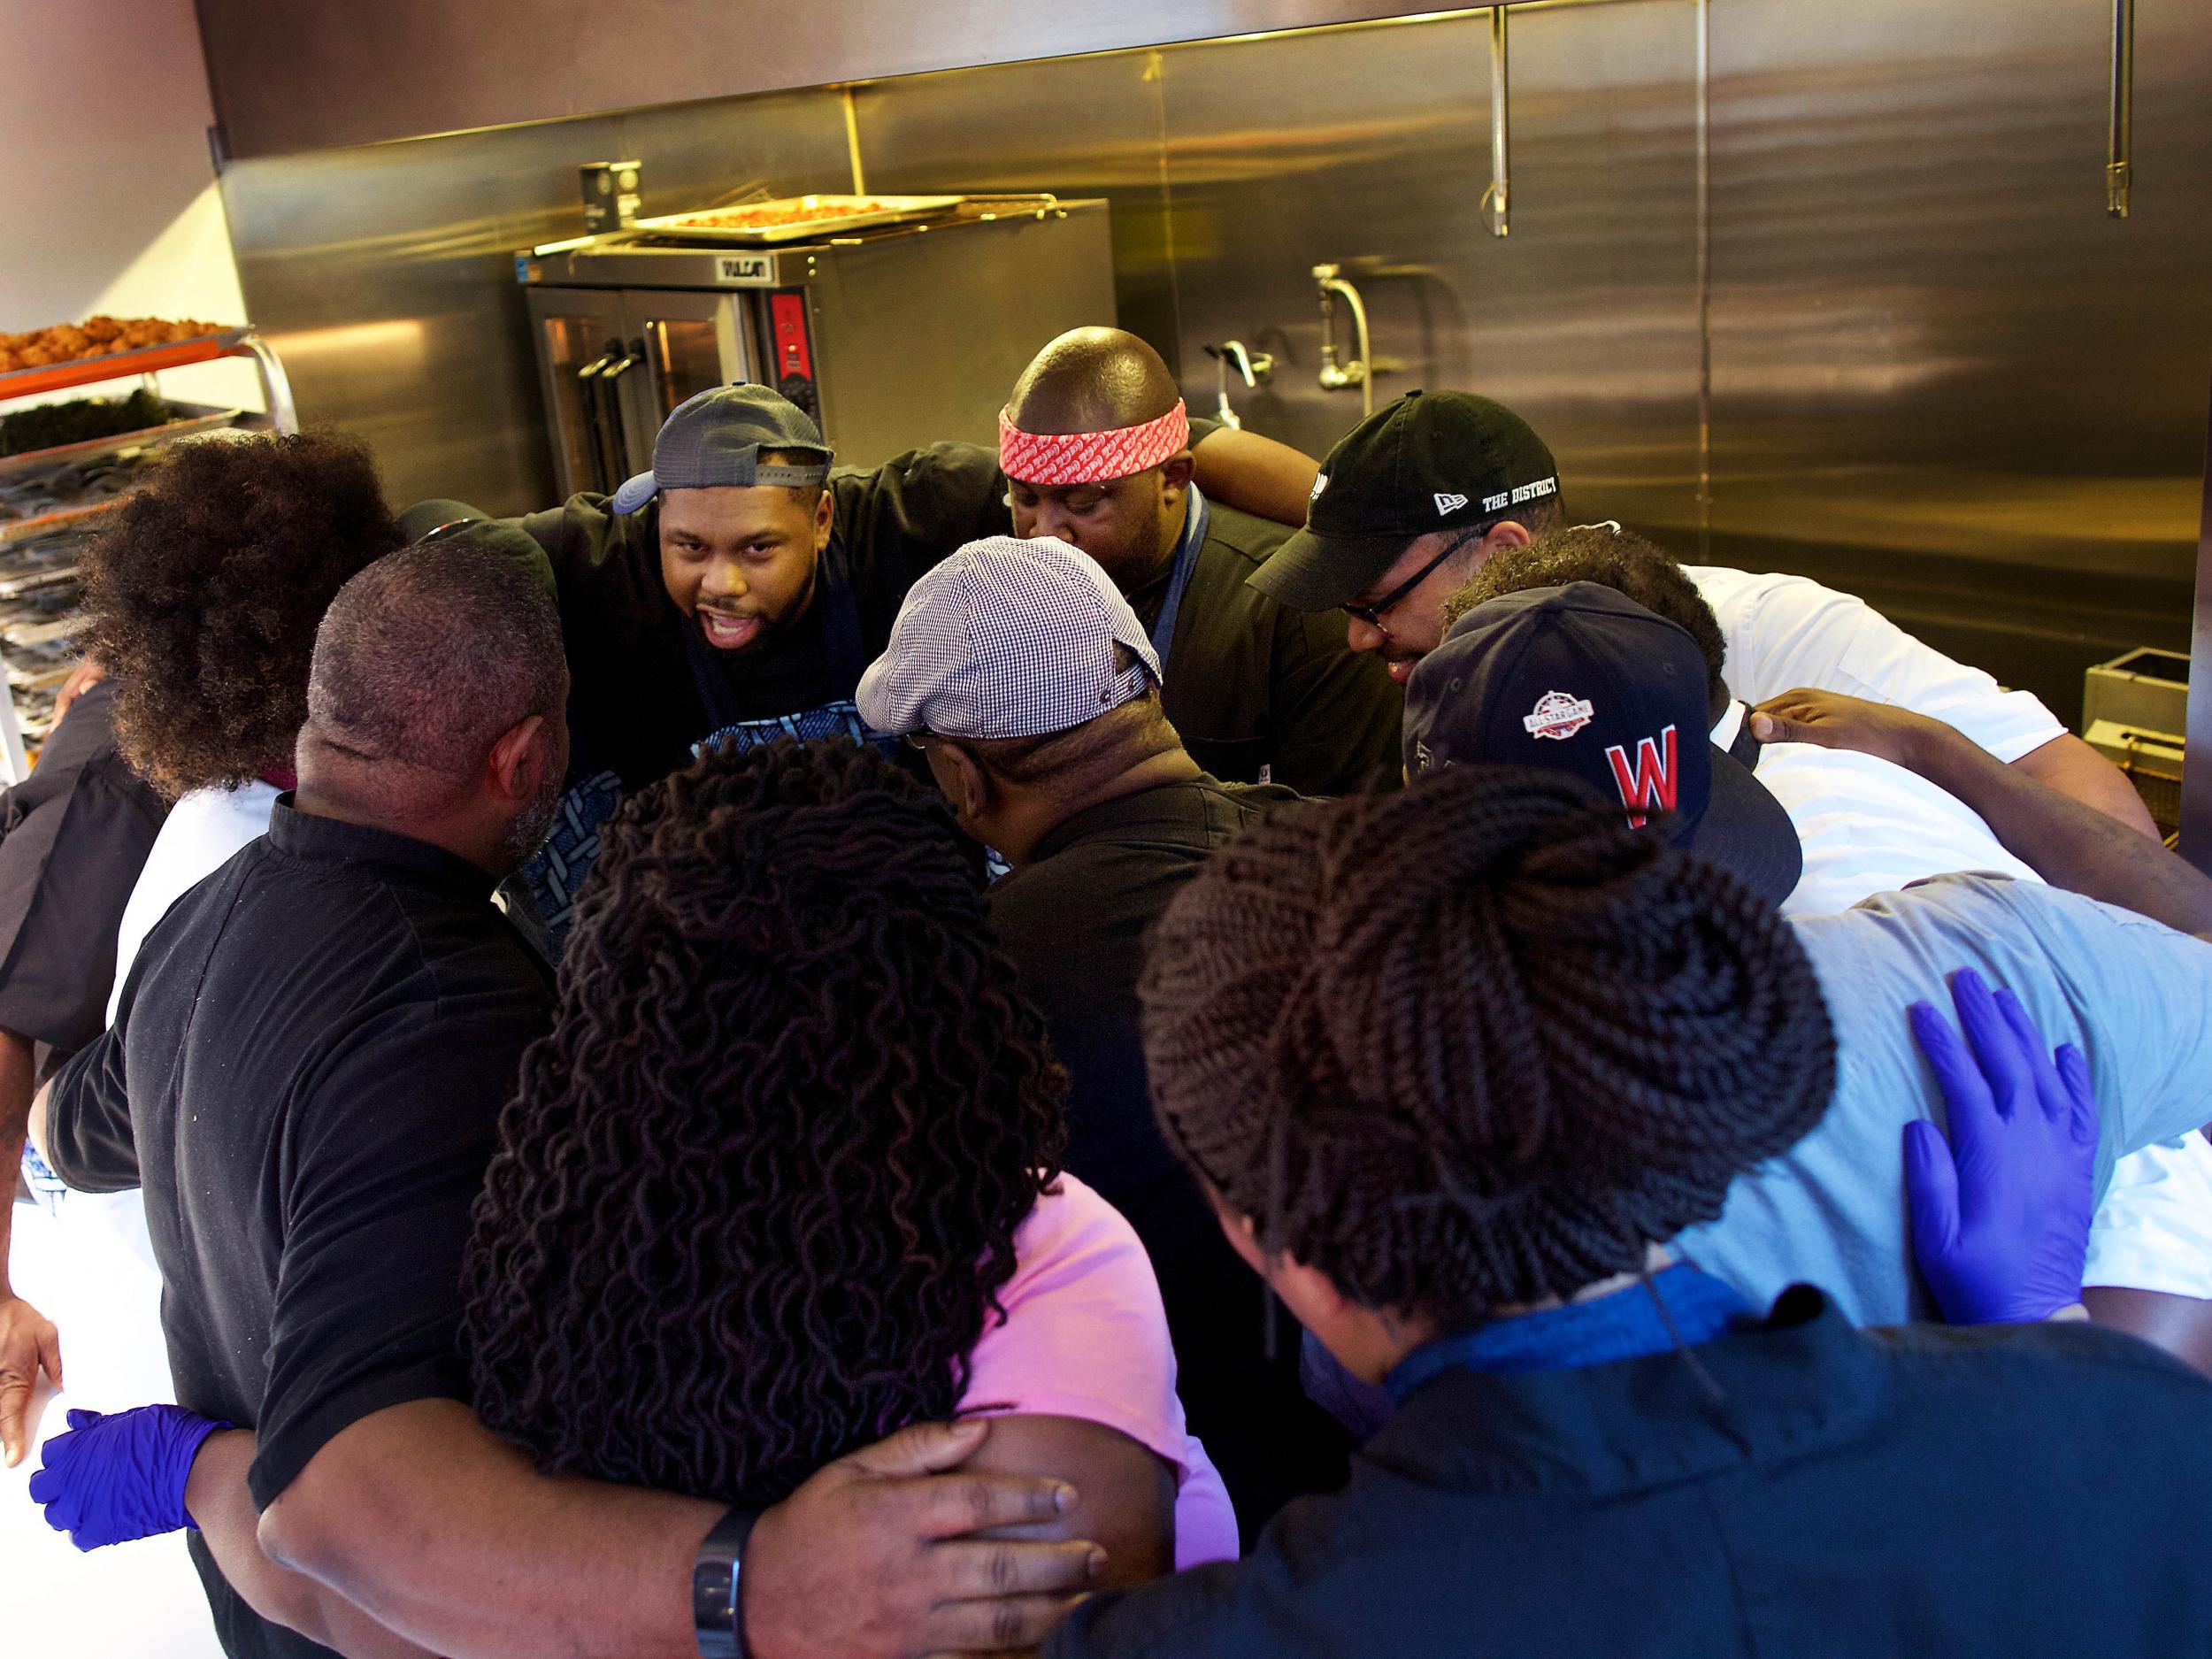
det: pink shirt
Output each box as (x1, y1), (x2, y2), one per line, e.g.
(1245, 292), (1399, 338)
(960, 1174), (1240, 1569)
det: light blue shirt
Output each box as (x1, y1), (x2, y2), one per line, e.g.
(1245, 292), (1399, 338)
(1677, 874), (2212, 1325)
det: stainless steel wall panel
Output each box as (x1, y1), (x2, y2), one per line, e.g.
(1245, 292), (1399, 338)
(848, 56), (1179, 358)
(603, 94), (860, 219)
(849, 6), (1701, 529)
(219, 124), (585, 518)
(194, 0), (1454, 158)
(1705, 0), (2212, 725)
(1152, 4), (1701, 531)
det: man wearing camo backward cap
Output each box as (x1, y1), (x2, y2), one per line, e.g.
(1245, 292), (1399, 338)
(857, 534), (1358, 1540)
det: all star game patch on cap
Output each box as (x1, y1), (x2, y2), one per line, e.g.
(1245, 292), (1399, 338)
(1523, 690), (1595, 741)
(1249, 389), (1560, 613)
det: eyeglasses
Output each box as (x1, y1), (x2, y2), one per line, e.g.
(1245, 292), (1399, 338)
(902, 731), (938, 752)
(1341, 527), (1489, 630)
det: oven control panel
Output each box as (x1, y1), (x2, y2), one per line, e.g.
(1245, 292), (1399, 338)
(769, 291), (818, 418)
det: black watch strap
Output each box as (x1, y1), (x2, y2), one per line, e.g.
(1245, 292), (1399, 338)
(693, 1506), (761, 1659)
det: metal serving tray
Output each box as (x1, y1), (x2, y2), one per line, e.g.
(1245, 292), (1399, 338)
(0, 328), (250, 403)
(632, 194), (965, 244)
(0, 404), (245, 479)
(0, 501), (119, 549)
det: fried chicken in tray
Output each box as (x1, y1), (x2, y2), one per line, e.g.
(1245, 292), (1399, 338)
(0, 315), (225, 374)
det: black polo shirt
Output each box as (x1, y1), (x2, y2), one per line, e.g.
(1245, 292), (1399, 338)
(1134, 499), (1402, 795)
(989, 774), (1294, 1190)
(987, 775), (1352, 1540)
(1050, 1294), (2212, 1659)
(44, 801), (554, 1659)
(511, 442), (1020, 789)
(0, 680), (165, 1076)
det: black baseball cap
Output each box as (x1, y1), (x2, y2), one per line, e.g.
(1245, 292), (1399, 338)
(610, 384), (833, 514)
(1402, 581), (1802, 905)
(1250, 389), (1560, 612)
(394, 499), (558, 595)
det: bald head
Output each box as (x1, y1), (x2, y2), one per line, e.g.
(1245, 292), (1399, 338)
(302, 541), (568, 861)
(1007, 326), (1180, 436)
(1002, 328), (1195, 589)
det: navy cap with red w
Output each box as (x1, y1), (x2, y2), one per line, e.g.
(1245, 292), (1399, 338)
(1401, 581), (1802, 904)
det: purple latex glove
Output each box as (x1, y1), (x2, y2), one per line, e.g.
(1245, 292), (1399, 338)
(27, 1404), (228, 1549)
(1903, 967), (2099, 1325)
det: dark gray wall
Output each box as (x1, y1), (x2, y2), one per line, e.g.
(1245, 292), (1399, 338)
(214, 1), (2212, 732)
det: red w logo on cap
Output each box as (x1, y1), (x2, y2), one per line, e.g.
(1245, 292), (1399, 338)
(1603, 725), (1678, 829)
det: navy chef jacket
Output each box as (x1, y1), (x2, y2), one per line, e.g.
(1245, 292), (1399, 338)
(1048, 1288), (2212, 1659)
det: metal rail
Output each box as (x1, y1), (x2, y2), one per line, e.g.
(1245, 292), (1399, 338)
(1481, 6), (1511, 238)
(2107, 0), (2134, 218)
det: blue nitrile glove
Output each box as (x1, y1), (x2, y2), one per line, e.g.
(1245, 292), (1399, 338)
(1903, 967), (2100, 1325)
(27, 1404), (229, 1549)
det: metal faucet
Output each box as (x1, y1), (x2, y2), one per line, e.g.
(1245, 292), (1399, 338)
(1202, 340), (1274, 428)
(1313, 264), (1374, 420)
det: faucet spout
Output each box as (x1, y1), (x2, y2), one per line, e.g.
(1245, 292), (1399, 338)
(1313, 264), (1374, 418)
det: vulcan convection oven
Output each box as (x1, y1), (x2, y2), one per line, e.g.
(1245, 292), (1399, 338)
(515, 196), (1115, 496)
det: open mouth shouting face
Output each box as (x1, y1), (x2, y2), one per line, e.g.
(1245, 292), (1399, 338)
(658, 479), (834, 653)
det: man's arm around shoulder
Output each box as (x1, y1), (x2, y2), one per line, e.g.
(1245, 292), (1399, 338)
(2010, 733), (2161, 841)
(1750, 689), (2212, 938)
(1189, 426), (1322, 528)
(258, 1399), (721, 1659)
(252, 1402), (1102, 1659)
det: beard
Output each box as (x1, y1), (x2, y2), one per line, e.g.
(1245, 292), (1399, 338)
(495, 762), (567, 872)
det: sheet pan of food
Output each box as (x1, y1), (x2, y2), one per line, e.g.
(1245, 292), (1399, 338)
(633, 195), (964, 244)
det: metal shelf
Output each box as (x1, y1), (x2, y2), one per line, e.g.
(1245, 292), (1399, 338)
(0, 328), (299, 783)
(0, 406), (244, 480)
(0, 498), (123, 549)
(0, 327), (296, 431)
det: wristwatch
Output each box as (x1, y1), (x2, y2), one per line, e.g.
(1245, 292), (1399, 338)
(692, 1506), (761, 1659)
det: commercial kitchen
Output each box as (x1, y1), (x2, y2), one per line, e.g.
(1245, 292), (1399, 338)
(4, 4), (2212, 1658)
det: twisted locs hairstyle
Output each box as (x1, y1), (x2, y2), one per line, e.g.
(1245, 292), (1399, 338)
(461, 740), (1067, 1508)
(1140, 764), (1837, 1324)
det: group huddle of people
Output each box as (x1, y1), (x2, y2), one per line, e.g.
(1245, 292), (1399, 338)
(2, 323), (2210, 1659)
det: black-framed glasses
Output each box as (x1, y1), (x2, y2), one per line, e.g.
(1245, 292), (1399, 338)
(1340, 527), (1489, 630)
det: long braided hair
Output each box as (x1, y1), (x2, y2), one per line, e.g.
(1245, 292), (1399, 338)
(460, 740), (1067, 1507)
(1140, 764), (1836, 1323)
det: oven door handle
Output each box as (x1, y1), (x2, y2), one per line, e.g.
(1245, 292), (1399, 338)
(575, 345), (625, 495)
(599, 341), (646, 492)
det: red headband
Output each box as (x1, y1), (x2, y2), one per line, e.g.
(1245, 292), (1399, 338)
(998, 401), (1190, 486)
